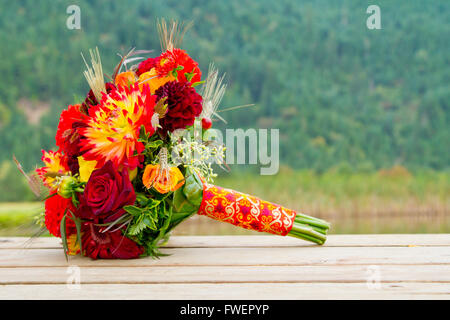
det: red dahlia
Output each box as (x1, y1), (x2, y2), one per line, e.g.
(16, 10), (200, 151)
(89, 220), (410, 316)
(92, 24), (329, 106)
(55, 104), (89, 174)
(156, 48), (202, 83)
(155, 81), (203, 133)
(136, 56), (161, 76)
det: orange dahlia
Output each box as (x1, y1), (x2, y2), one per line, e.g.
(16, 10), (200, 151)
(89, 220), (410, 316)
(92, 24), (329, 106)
(80, 83), (157, 169)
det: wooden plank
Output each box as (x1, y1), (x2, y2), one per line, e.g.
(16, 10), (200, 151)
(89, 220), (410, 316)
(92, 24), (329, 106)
(167, 234), (450, 247)
(0, 246), (449, 267)
(1, 234), (449, 249)
(1, 265), (449, 284)
(1, 283), (449, 299)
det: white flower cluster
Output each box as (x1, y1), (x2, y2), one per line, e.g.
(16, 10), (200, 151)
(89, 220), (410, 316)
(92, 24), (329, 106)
(171, 134), (226, 182)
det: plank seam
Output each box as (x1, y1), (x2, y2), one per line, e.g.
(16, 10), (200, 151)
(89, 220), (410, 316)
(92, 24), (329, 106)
(1, 263), (450, 268)
(2, 280), (450, 285)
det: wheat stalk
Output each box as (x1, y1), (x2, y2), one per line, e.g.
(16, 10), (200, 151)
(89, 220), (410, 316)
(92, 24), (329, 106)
(81, 47), (106, 102)
(200, 63), (227, 123)
(157, 18), (193, 51)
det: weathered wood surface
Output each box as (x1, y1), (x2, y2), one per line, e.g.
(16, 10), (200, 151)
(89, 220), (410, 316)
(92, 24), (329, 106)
(0, 235), (449, 299)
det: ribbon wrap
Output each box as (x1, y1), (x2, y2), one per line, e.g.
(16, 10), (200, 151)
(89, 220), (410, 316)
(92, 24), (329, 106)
(198, 183), (297, 236)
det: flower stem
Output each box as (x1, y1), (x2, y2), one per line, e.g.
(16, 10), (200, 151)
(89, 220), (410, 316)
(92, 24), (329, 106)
(287, 213), (330, 245)
(288, 229), (324, 245)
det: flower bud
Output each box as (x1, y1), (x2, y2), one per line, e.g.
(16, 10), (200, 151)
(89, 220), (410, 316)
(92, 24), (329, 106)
(201, 117), (212, 130)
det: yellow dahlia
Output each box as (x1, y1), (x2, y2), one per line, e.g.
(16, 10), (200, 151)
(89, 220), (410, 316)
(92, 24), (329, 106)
(36, 150), (71, 190)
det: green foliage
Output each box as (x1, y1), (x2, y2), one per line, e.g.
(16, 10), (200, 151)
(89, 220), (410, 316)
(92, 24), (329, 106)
(124, 192), (173, 257)
(139, 131), (164, 165)
(125, 199), (160, 235)
(125, 171), (204, 257)
(170, 171), (204, 228)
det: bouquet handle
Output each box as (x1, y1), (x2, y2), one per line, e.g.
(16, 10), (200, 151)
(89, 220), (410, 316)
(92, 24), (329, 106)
(197, 182), (330, 244)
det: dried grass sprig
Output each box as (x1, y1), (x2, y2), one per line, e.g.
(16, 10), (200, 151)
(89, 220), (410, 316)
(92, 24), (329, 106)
(157, 18), (193, 51)
(13, 154), (43, 198)
(200, 63), (227, 123)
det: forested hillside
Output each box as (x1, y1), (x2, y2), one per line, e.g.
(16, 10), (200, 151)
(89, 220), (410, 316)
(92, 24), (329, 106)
(0, 0), (449, 174)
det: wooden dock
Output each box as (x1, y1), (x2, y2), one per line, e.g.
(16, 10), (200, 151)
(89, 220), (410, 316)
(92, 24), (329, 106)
(0, 234), (449, 299)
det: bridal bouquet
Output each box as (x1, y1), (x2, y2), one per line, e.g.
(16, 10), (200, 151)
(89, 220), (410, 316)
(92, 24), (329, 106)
(30, 20), (330, 259)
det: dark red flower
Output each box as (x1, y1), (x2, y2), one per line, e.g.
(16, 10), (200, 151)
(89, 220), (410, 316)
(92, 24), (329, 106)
(81, 223), (144, 259)
(155, 81), (203, 133)
(136, 56), (161, 76)
(76, 161), (135, 223)
(44, 193), (76, 238)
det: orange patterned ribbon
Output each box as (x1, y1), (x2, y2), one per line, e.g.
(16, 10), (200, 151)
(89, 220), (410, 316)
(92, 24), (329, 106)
(197, 183), (296, 236)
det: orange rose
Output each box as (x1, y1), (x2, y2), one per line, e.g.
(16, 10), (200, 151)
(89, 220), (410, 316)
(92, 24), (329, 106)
(115, 71), (136, 88)
(142, 164), (184, 194)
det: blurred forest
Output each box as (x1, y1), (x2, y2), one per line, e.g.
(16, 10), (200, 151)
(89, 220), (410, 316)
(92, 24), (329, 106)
(0, 0), (449, 202)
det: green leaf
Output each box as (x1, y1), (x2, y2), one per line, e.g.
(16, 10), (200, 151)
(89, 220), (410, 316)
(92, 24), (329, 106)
(142, 214), (157, 230)
(184, 70), (195, 82)
(136, 193), (150, 206)
(146, 140), (163, 149)
(183, 173), (204, 206)
(128, 219), (147, 236)
(43, 193), (58, 201)
(60, 210), (68, 261)
(173, 187), (197, 213)
(71, 192), (79, 208)
(151, 206), (173, 248)
(191, 80), (205, 87)
(124, 205), (144, 216)
(68, 210), (82, 249)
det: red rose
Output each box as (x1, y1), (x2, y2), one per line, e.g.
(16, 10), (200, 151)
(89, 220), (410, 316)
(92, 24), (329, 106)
(76, 161), (136, 223)
(81, 223), (144, 259)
